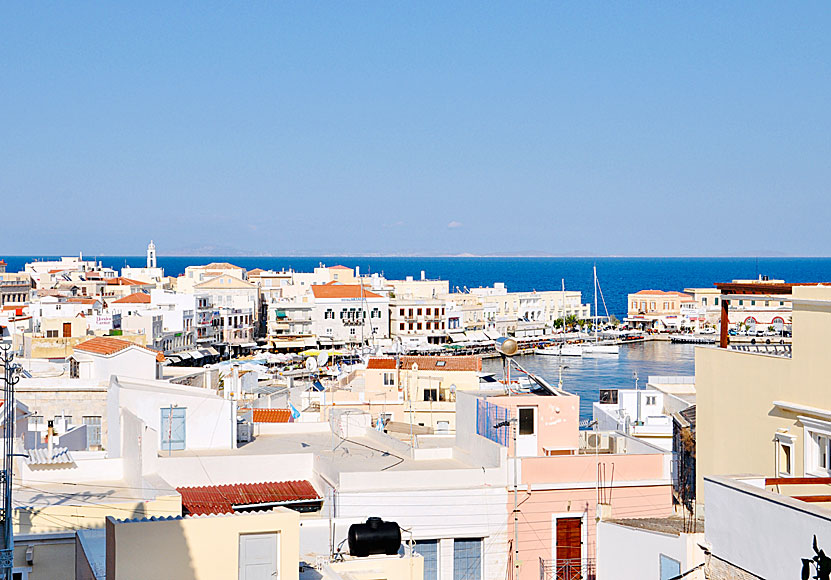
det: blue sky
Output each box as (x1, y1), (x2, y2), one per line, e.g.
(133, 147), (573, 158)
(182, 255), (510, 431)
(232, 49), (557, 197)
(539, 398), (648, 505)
(2, 3), (829, 256)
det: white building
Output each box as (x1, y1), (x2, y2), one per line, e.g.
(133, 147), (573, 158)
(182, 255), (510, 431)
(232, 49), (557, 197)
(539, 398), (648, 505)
(310, 284), (389, 346)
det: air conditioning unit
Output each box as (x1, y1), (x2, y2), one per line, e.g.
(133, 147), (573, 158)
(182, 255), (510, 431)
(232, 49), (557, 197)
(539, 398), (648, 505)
(237, 422), (253, 444)
(585, 432), (611, 451)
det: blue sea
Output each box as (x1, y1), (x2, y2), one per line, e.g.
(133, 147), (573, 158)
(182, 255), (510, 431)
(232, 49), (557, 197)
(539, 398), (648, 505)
(8, 255), (831, 318)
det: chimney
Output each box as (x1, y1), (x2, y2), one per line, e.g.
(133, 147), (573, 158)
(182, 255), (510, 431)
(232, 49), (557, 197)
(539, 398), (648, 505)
(47, 420), (55, 457)
(421, 270), (426, 281)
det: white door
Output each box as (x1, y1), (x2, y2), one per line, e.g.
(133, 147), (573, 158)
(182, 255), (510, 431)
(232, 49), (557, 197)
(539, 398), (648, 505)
(516, 407), (537, 457)
(239, 533), (279, 580)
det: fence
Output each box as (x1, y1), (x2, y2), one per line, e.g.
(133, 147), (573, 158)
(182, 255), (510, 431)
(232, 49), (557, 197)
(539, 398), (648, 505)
(475, 399), (511, 446)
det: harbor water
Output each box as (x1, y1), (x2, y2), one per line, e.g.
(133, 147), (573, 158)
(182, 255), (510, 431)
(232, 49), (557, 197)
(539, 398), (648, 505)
(482, 341), (696, 422)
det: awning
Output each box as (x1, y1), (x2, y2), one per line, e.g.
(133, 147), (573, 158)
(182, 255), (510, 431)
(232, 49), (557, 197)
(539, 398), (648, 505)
(177, 352), (192, 360)
(199, 349), (213, 358)
(26, 447), (74, 466)
(469, 331), (490, 342)
(166, 355), (182, 363)
(206, 347), (220, 356)
(448, 333), (467, 343)
(189, 350), (205, 359)
(240, 342), (258, 348)
(484, 329), (502, 340)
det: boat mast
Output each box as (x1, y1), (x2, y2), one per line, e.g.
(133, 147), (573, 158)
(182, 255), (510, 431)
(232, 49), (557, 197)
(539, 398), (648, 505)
(594, 265), (599, 344)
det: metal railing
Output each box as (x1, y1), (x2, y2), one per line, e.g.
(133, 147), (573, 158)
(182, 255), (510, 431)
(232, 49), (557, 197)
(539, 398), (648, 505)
(729, 343), (792, 358)
(539, 557), (595, 580)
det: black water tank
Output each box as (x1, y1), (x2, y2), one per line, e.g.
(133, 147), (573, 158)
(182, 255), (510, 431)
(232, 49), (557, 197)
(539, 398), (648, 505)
(348, 517), (401, 557)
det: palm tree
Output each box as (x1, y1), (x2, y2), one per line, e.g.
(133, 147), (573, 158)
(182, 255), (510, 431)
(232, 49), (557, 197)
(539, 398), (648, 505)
(565, 314), (578, 331)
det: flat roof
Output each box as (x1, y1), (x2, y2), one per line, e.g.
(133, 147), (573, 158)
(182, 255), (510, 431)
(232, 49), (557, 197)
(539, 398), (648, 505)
(607, 516), (704, 535)
(163, 430), (478, 473)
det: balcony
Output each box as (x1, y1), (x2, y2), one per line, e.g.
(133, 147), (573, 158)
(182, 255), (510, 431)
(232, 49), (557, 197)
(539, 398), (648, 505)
(540, 557), (595, 580)
(728, 342), (792, 358)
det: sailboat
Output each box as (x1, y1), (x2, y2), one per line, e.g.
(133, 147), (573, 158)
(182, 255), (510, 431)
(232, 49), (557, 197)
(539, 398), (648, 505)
(535, 279), (583, 356)
(581, 265), (620, 356)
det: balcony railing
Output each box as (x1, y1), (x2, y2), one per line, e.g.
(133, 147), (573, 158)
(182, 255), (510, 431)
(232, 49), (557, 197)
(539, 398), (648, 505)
(540, 557), (595, 580)
(729, 343), (792, 358)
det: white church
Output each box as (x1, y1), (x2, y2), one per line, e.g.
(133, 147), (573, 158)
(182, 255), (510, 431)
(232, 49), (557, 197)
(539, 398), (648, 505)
(121, 241), (165, 283)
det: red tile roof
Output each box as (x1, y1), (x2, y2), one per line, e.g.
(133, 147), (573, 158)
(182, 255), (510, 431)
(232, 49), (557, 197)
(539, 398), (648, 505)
(106, 277), (148, 286)
(177, 480), (320, 516)
(311, 284), (382, 299)
(112, 293), (151, 304)
(66, 297), (100, 304)
(250, 409), (292, 423)
(329, 265), (352, 270)
(74, 337), (165, 362)
(367, 355), (481, 372)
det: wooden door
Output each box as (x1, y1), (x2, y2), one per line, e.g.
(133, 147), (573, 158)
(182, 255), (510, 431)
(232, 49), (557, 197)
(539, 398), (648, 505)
(62, 322), (72, 337)
(556, 517), (581, 580)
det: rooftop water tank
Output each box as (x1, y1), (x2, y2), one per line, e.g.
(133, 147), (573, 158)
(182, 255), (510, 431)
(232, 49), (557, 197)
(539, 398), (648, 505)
(348, 517), (401, 557)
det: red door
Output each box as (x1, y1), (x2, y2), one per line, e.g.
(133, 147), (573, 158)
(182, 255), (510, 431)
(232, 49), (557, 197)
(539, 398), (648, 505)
(62, 322), (72, 338)
(556, 517), (581, 580)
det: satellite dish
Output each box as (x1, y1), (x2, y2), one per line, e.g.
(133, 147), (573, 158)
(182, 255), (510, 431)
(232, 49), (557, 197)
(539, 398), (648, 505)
(317, 352), (329, 367)
(305, 357), (318, 372)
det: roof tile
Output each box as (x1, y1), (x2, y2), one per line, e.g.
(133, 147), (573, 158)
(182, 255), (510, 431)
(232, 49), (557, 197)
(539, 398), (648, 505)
(367, 355), (481, 372)
(177, 480), (320, 516)
(311, 284), (383, 299)
(74, 336), (165, 362)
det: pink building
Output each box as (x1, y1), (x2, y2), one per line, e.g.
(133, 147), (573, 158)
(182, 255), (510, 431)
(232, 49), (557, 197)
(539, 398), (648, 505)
(462, 389), (674, 580)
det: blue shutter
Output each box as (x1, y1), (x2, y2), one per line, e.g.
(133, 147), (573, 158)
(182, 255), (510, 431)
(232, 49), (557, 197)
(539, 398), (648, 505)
(161, 407), (186, 451)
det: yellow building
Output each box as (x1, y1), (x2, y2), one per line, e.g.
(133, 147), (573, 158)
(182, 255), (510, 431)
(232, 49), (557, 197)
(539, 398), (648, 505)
(696, 284), (831, 503)
(75, 509), (301, 580)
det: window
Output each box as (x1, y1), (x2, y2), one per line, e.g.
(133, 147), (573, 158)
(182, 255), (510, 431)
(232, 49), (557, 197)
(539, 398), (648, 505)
(161, 407), (186, 451)
(426, 308), (431, 315)
(324, 309), (334, 320)
(804, 418), (831, 476)
(645, 395), (656, 406)
(417, 308), (422, 316)
(659, 554), (681, 580)
(84, 416), (102, 449)
(383, 372), (395, 386)
(46, 330), (58, 338)
(715, 297), (719, 305)
(423, 388), (438, 402)
(454, 538), (482, 580)
(751, 300), (756, 306)
(416, 540), (439, 580)
(399, 323), (405, 330)
(70, 358), (80, 378)
(399, 308), (405, 316)
(350, 328), (356, 335)
(702, 297), (707, 306)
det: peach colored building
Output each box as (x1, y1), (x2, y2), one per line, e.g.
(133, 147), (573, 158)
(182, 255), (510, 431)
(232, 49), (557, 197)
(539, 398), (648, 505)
(626, 290), (697, 330)
(470, 390), (673, 580)
(325, 356), (481, 433)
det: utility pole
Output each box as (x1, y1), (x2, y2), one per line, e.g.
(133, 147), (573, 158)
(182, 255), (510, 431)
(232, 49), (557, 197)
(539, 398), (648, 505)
(0, 344), (21, 580)
(495, 417), (519, 579)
